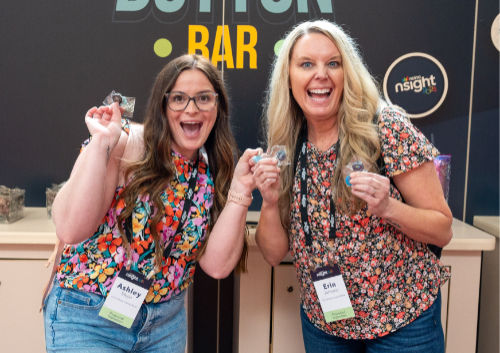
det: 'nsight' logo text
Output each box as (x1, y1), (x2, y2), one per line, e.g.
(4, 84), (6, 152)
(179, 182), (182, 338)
(395, 75), (437, 95)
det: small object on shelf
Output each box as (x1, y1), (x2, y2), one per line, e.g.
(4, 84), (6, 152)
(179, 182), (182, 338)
(102, 90), (136, 119)
(0, 185), (25, 223)
(45, 182), (65, 218)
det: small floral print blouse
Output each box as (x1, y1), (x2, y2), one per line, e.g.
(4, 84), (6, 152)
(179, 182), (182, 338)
(291, 106), (450, 339)
(56, 120), (214, 304)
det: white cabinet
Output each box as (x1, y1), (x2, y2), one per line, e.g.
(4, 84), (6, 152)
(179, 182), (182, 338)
(0, 259), (52, 352)
(440, 251), (481, 353)
(0, 208), (56, 353)
(272, 265), (303, 353)
(236, 248), (272, 353)
(474, 216), (499, 353)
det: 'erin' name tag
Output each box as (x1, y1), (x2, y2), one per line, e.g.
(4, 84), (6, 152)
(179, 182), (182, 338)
(312, 264), (355, 322)
(99, 268), (153, 328)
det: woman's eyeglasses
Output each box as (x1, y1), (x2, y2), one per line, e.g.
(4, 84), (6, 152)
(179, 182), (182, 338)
(165, 91), (218, 112)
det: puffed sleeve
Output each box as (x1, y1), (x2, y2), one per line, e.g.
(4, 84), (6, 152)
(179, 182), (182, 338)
(377, 106), (439, 177)
(80, 118), (131, 152)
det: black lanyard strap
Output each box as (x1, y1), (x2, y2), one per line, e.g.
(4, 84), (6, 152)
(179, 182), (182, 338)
(296, 129), (337, 246)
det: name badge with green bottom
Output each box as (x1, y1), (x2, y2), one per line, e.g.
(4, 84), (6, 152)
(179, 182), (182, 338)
(99, 268), (153, 328)
(312, 264), (355, 322)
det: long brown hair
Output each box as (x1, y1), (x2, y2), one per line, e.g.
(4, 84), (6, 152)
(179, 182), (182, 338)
(117, 54), (243, 271)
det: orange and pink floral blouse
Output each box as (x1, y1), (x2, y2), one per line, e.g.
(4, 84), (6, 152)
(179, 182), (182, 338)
(56, 121), (214, 304)
(291, 106), (450, 339)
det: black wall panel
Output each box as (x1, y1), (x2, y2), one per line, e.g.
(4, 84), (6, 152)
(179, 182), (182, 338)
(2, 1), (497, 220)
(466, 0), (499, 223)
(1, 2), (498, 351)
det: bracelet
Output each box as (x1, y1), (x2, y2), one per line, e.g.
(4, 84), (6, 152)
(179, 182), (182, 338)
(227, 189), (253, 207)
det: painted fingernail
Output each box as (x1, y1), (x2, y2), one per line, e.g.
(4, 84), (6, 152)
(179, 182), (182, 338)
(345, 175), (351, 187)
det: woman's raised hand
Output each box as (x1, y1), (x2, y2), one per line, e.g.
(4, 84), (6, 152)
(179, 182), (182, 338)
(250, 152), (281, 205)
(230, 148), (261, 196)
(84, 102), (124, 152)
(349, 171), (391, 217)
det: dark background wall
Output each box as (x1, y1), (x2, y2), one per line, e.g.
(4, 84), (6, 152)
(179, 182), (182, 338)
(466, 0), (499, 223)
(1, 1), (497, 222)
(1, 1), (498, 351)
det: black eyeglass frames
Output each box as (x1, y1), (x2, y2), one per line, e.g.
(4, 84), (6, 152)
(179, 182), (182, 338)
(165, 91), (218, 112)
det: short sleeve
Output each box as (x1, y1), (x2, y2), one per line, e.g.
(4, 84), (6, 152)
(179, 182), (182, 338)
(80, 118), (131, 152)
(378, 106), (439, 177)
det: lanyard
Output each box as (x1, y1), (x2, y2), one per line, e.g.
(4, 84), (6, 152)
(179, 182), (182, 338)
(296, 129), (338, 246)
(164, 156), (200, 259)
(124, 157), (200, 272)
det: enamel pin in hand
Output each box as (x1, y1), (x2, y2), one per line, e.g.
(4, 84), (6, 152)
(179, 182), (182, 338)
(103, 90), (136, 119)
(344, 158), (366, 187)
(252, 145), (290, 168)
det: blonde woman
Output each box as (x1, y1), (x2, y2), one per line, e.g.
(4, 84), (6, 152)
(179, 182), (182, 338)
(253, 20), (452, 353)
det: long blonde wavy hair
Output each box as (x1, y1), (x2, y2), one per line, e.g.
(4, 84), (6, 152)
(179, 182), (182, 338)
(117, 54), (246, 272)
(264, 20), (382, 229)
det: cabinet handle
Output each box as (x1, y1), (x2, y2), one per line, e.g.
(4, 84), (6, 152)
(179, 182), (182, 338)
(287, 286), (294, 293)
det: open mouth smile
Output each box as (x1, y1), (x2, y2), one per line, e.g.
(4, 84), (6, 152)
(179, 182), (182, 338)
(181, 121), (202, 137)
(307, 88), (332, 102)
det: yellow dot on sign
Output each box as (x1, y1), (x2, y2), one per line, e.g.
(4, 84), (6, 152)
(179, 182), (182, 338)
(154, 38), (172, 58)
(274, 40), (284, 56)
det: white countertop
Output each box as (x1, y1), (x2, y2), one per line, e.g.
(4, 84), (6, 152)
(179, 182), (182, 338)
(473, 216), (499, 238)
(445, 218), (496, 251)
(0, 207), (56, 244)
(0, 208), (496, 252)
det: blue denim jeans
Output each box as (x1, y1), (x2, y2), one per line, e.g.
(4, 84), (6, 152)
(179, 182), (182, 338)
(43, 284), (186, 353)
(300, 292), (444, 353)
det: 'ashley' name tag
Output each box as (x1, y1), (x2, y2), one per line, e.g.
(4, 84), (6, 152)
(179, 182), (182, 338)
(312, 264), (354, 322)
(99, 268), (153, 328)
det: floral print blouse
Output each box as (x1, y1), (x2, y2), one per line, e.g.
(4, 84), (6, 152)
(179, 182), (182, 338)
(56, 121), (214, 304)
(291, 106), (450, 339)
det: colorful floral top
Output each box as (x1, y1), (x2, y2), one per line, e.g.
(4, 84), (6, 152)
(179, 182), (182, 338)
(291, 106), (450, 339)
(56, 121), (214, 304)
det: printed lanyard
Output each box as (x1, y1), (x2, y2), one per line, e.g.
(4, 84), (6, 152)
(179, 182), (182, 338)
(124, 157), (200, 269)
(164, 156), (199, 258)
(295, 129), (355, 323)
(296, 131), (338, 246)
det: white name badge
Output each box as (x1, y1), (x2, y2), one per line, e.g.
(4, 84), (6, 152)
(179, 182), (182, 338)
(99, 268), (153, 328)
(312, 264), (355, 322)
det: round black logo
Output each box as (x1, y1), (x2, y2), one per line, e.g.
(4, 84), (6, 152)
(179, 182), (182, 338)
(383, 53), (448, 119)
